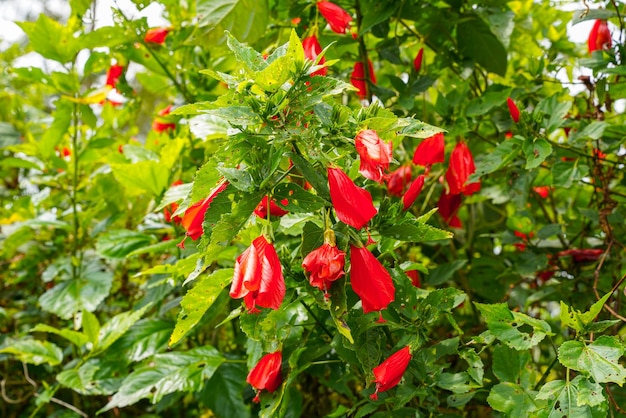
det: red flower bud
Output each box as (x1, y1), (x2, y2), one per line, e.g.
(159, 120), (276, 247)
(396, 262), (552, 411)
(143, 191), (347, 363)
(533, 186), (550, 199)
(105, 64), (124, 89)
(385, 165), (412, 197)
(350, 60), (376, 100)
(247, 351), (282, 402)
(370, 346), (412, 400)
(254, 196), (289, 218)
(507, 97), (520, 123)
(355, 130), (392, 182)
(317, 1), (352, 34)
(412, 132), (445, 168)
(437, 191), (462, 228)
(328, 167), (377, 229)
(588, 20), (611, 53)
(445, 142), (480, 196)
(302, 243), (345, 294)
(144, 27), (170, 45)
(406, 270), (421, 288)
(302, 35), (327, 76)
(413, 48), (424, 72)
(402, 174), (425, 210)
(179, 180), (228, 244)
(349, 245), (395, 314)
(230, 236), (285, 312)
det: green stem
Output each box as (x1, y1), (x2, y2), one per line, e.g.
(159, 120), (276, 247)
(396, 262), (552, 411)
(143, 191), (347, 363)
(300, 300), (333, 339)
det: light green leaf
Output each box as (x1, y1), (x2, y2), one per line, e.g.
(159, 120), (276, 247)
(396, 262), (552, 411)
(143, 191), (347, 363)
(99, 346), (225, 413)
(17, 15), (80, 63)
(0, 339), (63, 366)
(82, 310), (100, 347)
(536, 376), (607, 417)
(470, 139), (521, 182)
(400, 119), (445, 139)
(57, 362), (100, 395)
(558, 336), (626, 385)
(560, 292), (611, 335)
(487, 382), (542, 417)
(111, 161), (169, 196)
(170, 269), (234, 346)
(194, 0), (269, 47)
(0, 122), (22, 148)
(94, 305), (150, 355)
(524, 138), (552, 169)
(109, 319), (174, 362)
(273, 183), (327, 213)
(380, 220), (453, 242)
(30, 324), (88, 348)
(460, 348), (484, 385)
(39, 263), (113, 319)
(40, 100), (72, 160)
(329, 279), (353, 344)
(492, 344), (530, 383)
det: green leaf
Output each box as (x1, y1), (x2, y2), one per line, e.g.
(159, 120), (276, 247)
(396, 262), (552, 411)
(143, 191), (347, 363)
(460, 348), (484, 385)
(170, 269), (234, 346)
(400, 119), (445, 139)
(470, 139), (521, 182)
(487, 382), (542, 417)
(201, 363), (250, 417)
(40, 100), (72, 159)
(96, 230), (155, 259)
(39, 263), (113, 319)
(572, 9), (617, 25)
(569, 122), (606, 144)
(57, 362), (100, 395)
(426, 259), (468, 286)
(492, 344), (531, 383)
(273, 183), (327, 213)
(551, 162), (589, 188)
(558, 336), (626, 385)
(194, 0), (269, 47)
(0, 339), (63, 366)
(536, 376), (607, 417)
(524, 138), (552, 169)
(288, 152), (330, 198)
(475, 303), (552, 350)
(379, 219), (453, 242)
(0, 122), (22, 148)
(329, 279), (354, 344)
(94, 305), (151, 355)
(70, 0), (91, 16)
(30, 324), (88, 348)
(99, 346), (225, 413)
(109, 319), (174, 362)
(560, 292), (612, 335)
(359, 0), (400, 35)
(111, 161), (169, 196)
(436, 372), (481, 394)
(82, 310), (100, 347)
(457, 14), (508, 76)
(17, 15), (80, 63)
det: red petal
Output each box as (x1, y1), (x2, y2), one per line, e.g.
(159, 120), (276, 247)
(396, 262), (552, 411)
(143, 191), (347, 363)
(328, 167), (377, 229)
(349, 245), (395, 313)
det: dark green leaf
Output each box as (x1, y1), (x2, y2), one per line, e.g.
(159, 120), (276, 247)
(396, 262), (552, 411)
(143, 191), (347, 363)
(201, 363), (250, 418)
(523, 138), (552, 169)
(96, 230), (155, 259)
(457, 15), (507, 76)
(487, 382), (543, 417)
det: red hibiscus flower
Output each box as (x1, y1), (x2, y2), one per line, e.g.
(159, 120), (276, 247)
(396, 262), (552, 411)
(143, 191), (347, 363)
(533, 186), (551, 199)
(412, 132), (445, 169)
(152, 104), (177, 133)
(351, 60), (376, 100)
(247, 351), (282, 402)
(437, 191), (462, 228)
(355, 129), (392, 182)
(588, 20), (611, 53)
(230, 235), (285, 312)
(302, 35), (327, 76)
(328, 167), (377, 229)
(406, 270), (421, 288)
(370, 346), (412, 400)
(557, 248), (604, 263)
(349, 244), (395, 315)
(105, 64), (124, 89)
(507, 97), (520, 123)
(402, 175), (425, 210)
(254, 196), (289, 219)
(178, 180), (228, 247)
(445, 142), (480, 196)
(385, 165), (412, 197)
(163, 180), (183, 225)
(317, 1), (352, 34)
(144, 27), (170, 45)
(302, 240), (345, 296)
(413, 48), (424, 72)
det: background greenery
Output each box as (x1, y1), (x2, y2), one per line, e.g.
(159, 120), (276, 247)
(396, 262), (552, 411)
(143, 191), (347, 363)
(1, 0), (626, 417)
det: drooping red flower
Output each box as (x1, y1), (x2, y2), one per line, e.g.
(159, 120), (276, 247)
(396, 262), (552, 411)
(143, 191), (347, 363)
(328, 167), (377, 229)
(349, 244), (395, 314)
(302, 35), (327, 76)
(533, 186), (551, 199)
(152, 104), (176, 133)
(163, 180), (184, 225)
(247, 351), (282, 402)
(588, 20), (611, 53)
(179, 180), (228, 246)
(406, 270), (421, 288)
(105, 64), (124, 89)
(254, 196), (289, 218)
(351, 60), (376, 100)
(402, 175), (425, 210)
(437, 191), (462, 228)
(413, 48), (424, 72)
(385, 165), (412, 197)
(317, 1), (352, 34)
(445, 142), (480, 196)
(302, 242), (345, 295)
(412, 132), (445, 168)
(557, 248), (604, 263)
(507, 97), (520, 123)
(144, 27), (170, 45)
(370, 346), (412, 400)
(355, 130), (392, 182)
(230, 236), (285, 312)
